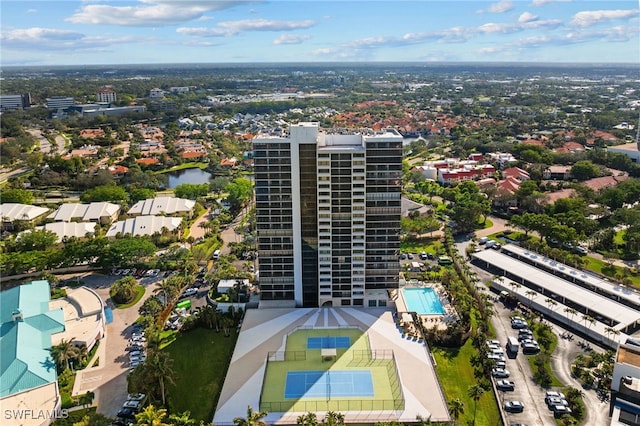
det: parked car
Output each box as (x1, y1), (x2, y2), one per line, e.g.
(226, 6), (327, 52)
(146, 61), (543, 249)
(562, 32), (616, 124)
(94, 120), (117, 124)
(511, 320), (528, 329)
(127, 393), (146, 402)
(546, 397), (569, 409)
(574, 246), (588, 255)
(545, 391), (566, 401)
(427, 252), (434, 260)
(122, 400), (142, 410)
(400, 253), (407, 260)
(182, 288), (198, 297)
(487, 353), (506, 362)
(496, 380), (515, 391)
(487, 339), (500, 346)
(127, 345), (144, 352)
(504, 401), (525, 413)
(494, 360), (507, 369)
(117, 408), (138, 420)
(552, 405), (572, 415)
(419, 251), (428, 260)
(522, 343), (540, 354)
(491, 368), (510, 378)
(479, 237), (489, 245)
(407, 253), (414, 259)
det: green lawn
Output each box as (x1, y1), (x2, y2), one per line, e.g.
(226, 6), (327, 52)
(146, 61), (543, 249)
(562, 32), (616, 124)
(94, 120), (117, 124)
(164, 327), (238, 422)
(583, 256), (640, 287)
(400, 237), (444, 255)
(432, 341), (500, 426)
(113, 285), (145, 309)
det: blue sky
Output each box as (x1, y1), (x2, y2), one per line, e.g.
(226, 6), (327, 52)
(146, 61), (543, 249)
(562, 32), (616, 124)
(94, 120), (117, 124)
(1, 1), (638, 66)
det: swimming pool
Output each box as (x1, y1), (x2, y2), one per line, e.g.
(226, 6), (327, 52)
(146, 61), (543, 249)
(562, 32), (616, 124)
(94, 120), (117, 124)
(401, 287), (446, 315)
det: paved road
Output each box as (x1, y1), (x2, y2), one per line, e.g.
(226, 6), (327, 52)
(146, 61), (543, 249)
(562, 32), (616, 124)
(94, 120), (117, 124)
(66, 273), (160, 418)
(548, 323), (610, 426)
(188, 208), (210, 241)
(491, 303), (556, 426)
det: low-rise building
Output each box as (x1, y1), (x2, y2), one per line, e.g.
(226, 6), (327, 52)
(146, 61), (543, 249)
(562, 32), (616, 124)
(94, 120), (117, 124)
(0, 280), (65, 426)
(0, 203), (49, 230)
(127, 197), (195, 217)
(611, 342), (640, 425)
(47, 202), (120, 225)
(45, 96), (74, 110)
(106, 215), (182, 237)
(543, 165), (572, 180)
(30, 222), (97, 243)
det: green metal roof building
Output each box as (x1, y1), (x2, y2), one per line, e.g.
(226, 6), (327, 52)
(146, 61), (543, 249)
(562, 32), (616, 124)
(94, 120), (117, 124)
(0, 280), (65, 399)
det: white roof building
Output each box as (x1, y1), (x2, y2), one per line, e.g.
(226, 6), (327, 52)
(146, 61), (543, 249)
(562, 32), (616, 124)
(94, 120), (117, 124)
(0, 203), (49, 222)
(47, 202), (120, 224)
(106, 215), (182, 237)
(217, 279), (250, 294)
(128, 197), (195, 216)
(31, 222), (96, 242)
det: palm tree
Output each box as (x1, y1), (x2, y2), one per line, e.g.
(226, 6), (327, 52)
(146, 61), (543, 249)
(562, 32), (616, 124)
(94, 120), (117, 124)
(296, 412), (318, 426)
(525, 290), (537, 309)
(564, 307), (577, 325)
(448, 398), (464, 425)
(168, 411), (196, 426)
(76, 344), (89, 366)
(233, 406), (267, 426)
(154, 280), (177, 306)
(321, 411), (345, 426)
(467, 384), (485, 426)
(78, 391), (95, 408)
(51, 338), (79, 371)
(135, 405), (169, 426)
(147, 352), (175, 407)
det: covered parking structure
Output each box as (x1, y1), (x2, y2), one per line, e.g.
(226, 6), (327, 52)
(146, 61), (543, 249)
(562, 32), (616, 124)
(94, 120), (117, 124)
(471, 247), (640, 348)
(501, 244), (640, 312)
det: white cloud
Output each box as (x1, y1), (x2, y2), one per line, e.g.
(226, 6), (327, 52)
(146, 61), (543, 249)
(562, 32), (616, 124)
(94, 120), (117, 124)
(478, 0), (514, 14)
(532, 0), (571, 6)
(67, 0), (256, 26)
(273, 34), (311, 45)
(570, 9), (639, 27)
(0, 27), (134, 51)
(477, 22), (516, 34)
(26, 9), (37, 13)
(178, 19), (316, 37)
(518, 12), (538, 23)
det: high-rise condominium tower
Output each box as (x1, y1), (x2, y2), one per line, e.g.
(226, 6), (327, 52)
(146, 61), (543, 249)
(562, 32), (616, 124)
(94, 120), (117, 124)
(254, 122), (403, 308)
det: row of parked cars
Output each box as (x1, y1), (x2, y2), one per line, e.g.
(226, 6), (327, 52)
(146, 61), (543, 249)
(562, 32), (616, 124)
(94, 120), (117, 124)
(113, 393), (147, 425)
(111, 268), (161, 278)
(510, 316), (541, 354)
(545, 390), (573, 416)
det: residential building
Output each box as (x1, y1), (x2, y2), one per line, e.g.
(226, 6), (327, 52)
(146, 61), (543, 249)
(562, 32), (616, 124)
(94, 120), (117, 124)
(543, 165), (572, 180)
(169, 86), (189, 94)
(0, 280), (65, 426)
(0, 203), (49, 230)
(611, 342), (640, 425)
(47, 202), (120, 225)
(254, 122), (402, 308)
(106, 215), (182, 237)
(127, 197), (195, 217)
(30, 222), (97, 243)
(149, 88), (165, 98)
(96, 87), (117, 103)
(45, 96), (74, 110)
(502, 167), (530, 181)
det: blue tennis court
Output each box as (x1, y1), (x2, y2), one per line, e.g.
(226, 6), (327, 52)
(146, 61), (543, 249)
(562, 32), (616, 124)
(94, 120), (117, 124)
(307, 336), (350, 349)
(284, 370), (374, 398)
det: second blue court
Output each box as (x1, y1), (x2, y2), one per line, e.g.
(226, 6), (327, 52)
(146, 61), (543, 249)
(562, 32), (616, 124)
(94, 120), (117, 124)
(284, 370), (374, 399)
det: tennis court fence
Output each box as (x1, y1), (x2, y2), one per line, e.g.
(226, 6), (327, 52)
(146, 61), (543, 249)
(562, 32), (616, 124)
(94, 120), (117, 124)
(267, 350), (307, 361)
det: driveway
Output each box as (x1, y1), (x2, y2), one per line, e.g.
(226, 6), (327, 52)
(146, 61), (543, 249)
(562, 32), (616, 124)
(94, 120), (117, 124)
(69, 273), (159, 418)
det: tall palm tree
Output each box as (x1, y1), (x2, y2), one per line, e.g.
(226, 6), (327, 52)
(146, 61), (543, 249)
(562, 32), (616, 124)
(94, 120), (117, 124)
(467, 384), (485, 426)
(154, 280), (177, 306)
(147, 352), (175, 406)
(135, 405), (169, 426)
(51, 338), (79, 371)
(233, 406), (267, 426)
(448, 398), (464, 425)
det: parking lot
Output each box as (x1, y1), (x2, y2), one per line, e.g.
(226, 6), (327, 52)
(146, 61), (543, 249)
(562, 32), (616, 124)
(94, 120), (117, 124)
(490, 302), (558, 426)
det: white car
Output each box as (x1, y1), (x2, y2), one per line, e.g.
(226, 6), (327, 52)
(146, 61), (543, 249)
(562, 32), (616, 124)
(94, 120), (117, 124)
(492, 368), (510, 378)
(182, 288), (198, 297)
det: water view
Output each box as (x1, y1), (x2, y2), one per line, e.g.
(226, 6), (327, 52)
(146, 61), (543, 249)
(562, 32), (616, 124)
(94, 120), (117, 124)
(167, 167), (212, 188)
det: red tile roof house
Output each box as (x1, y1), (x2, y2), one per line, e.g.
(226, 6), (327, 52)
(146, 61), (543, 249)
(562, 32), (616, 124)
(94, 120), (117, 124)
(493, 176), (522, 208)
(502, 167), (530, 181)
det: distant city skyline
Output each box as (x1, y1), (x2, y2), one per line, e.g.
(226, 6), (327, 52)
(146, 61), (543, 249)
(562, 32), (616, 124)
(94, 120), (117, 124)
(1, 0), (638, 66)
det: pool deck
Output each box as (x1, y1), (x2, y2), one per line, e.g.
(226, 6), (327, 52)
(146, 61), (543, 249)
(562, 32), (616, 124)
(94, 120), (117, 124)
(393, 284), (458, 331)
(213, 307), (450, 425)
